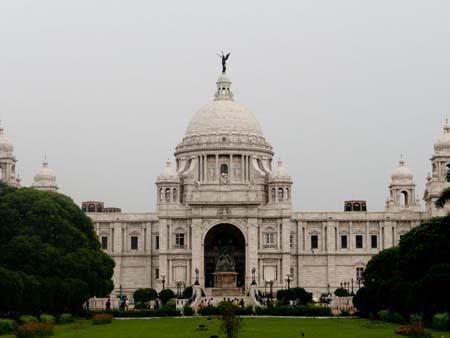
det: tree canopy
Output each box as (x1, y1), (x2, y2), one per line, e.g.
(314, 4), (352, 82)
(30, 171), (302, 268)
(353, 216), (450, 319)
(0, 183), (115, 314)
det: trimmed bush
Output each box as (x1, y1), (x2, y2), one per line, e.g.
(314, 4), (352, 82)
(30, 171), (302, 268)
(432, 312), (450, 331)
(182, 285), (193, 299)
(334, 287), (350, 297)
(16, 322), (54, 338)
(92, 313), (113, 325)
(276, 288), (313, 305)
(58, 314), (74, 324)
(19, 315), (38, 324)
(0, 319), (16, 335)
(159, 289), (176, 304)
(409, 313), (423, 323)
(254, 305), (332, 317)
(39, 314), (55, 324)
(183, 304), (194, 316)
(133, 288), (158, 303)
(377, 309), (403, 323)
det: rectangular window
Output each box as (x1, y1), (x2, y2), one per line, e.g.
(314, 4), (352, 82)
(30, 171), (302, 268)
(175, 233), (185, 247)
(371, 235), (378, 249)
(356, 267), (364, 281)
(131, 236), (138, 250)
(264, 233), (275, 245)
(289, 235), (294, 249)
(311, 235), (318, 249)
(101, 236), (108, 250)
(155, 235), (159, 250)
(341, 235), (347, 249)
(355, 235), (363, 249)
(155, 268), (159, 280)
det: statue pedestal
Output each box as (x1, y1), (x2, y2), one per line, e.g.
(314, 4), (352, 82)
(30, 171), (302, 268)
(213, 271), (238, 288)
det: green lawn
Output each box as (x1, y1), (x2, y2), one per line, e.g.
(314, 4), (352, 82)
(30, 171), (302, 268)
(4, 317), (447, 338)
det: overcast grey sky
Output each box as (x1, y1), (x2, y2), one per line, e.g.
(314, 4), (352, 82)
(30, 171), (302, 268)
(0, 0), (448, 212)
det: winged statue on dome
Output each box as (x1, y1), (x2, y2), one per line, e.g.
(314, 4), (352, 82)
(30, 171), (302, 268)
(217, 51), (230, 74)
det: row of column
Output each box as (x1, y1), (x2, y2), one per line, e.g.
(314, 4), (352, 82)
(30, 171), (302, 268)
(198, 153), (252, 183)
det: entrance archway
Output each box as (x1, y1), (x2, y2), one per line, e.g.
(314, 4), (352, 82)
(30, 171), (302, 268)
(204, 223), (245, 288)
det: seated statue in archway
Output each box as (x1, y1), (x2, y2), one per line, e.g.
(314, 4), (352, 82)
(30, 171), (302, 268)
(215, 248), (236, 272)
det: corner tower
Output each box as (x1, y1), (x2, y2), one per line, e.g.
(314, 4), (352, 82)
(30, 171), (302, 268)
(0, 123), (20, 187)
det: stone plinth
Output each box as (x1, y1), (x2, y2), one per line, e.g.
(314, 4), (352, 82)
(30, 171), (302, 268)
(213, 271), (238, 288)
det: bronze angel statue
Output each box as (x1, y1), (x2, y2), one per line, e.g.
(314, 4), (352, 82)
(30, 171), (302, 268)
(218, 51), (230, 74)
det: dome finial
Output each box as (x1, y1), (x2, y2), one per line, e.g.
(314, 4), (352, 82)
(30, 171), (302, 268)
(444, 116), (450, 133)
(399, 154), (404, 166)
(217, 51), (230, 74)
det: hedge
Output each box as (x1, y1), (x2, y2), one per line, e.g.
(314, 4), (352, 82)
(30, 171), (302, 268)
(432, 312), (450, 331)
(0, 319), (16, 335)
(254, 305), (332, 316)
(92, 313), (113, 325)
(16, 322), (54, 338)
(91, 307), (181, 318)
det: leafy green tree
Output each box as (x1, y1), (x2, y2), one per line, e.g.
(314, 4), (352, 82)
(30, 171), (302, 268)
(158, 289), (175, 304)
(435, 169), (450, 208)
(133, 288), (158, 303)
(220, 302), (243, 338)
(354, 216), (450, 319)
(0, 183), (115, 314)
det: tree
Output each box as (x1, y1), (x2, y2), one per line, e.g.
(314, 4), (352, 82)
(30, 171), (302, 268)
(354, 216), (450, 319)
(435, 169), (450, 208)
(133, 288), (158, 303)
(158, 289), (175, 304)
(220, 302), (243, 338)
(0, 183), (115, 314)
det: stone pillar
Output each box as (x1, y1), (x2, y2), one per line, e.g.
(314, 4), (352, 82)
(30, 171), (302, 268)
(281, 218), (291, 288)
(230, 154), (233, 182)
(158, 218), (169, 290)
(247, 221), (258, 287)
(191, 219), (204, 287)
(241, 155), (245, 182)
(215, 154), (219, 182)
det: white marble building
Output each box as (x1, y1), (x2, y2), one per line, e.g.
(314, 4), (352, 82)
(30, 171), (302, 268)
(1, 73), (450, 299)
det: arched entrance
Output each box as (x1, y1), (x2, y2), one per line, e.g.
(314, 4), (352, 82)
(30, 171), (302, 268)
(204, 223), (245, 288)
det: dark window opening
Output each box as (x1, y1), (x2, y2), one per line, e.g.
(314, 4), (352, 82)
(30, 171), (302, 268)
(356, 235), (363, 249)
(311, 235), (318, 249)
(371, 235), (377, 249)
(341, 235), (348, 249)
(220, 164), (228, 175)
(155, 236), (160, 250)
(101, 236), (108, 250)
(131, 236), (138, 250)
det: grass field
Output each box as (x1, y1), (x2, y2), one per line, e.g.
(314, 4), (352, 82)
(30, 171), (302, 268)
(3, 317), (448, 338)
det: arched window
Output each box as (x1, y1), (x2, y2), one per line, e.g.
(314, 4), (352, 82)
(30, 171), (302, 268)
(220, 164), (228, 175)
(160, 188), (164, 201)
(165, 188), (171, 202)
(400, 191), (408, 207)
(271, 188), (276, 201)
(362, 203), (367, 211)
(173, 188), (178, 202)
(278, 188), (284, 202)
(96, 204), (103, 213)
(87, 204), (95, 213)
(285, 188), (290, 201)
(353, 203), (361, 211)
(345, 203), (352, 212)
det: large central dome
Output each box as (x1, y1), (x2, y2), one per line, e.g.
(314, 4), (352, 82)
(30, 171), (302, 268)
(185, 74), (263, 137)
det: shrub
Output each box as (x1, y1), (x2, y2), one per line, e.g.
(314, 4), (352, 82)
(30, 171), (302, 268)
(182, 285), (193, 299)
(0, 319), (16, 335)
(183, 304), (194, 316)
(19, 315), (38, 324)
(58, 314), (74, 324)
(220, 302), (243, 338)
(276, 288), (313, 305)
(395, 322), (431, 337)
(133, 288), (158, 303)
(432, 312), (450, 331)
(409, 313), (423, 323)
(334, 287), (350, 297)
(159, 289), (175, 304)
(254, 304), (332, 316)
(91, 308), (181, 318)
(92, 313), (113, 325)
(166, 299), (176, 309)
(378, 309), (403, 323)
(16, 322), (54, 338)
(39, 314), (55, 324)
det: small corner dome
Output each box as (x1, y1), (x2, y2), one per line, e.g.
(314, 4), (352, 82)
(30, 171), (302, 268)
(270, 160), (291, 180)
(391, 158), (414, 183)
(32, 158), (58, 191)
(157, 161), (179, 181)
(434, 121), (450, 152)
(0, 126), (14, 154)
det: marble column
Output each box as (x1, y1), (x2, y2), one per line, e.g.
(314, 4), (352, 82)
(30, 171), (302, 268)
(191, 219), (204, 287)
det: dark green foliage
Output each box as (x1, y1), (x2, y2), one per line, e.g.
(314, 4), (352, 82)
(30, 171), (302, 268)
(0, 319), (16, 335)
(39, 314), (55, 324)
(354, 216), (450, 319)
(158, 289), (175, 304)
(276, 287), (313, 305)
(133, 288), (158, 303)
(334, 288), (350, 297)
(0, 184), (115, 314)
(182, 285), (193, 299)
(198, 303), (253, 316)
(377, 310), (404, 323)
(19, 315), (38, 324)
(432, 312), (450, 331)
(58, 314), (74, 324)
(89, 308), (181, 317)
(220, 302), (243, 338)
(254, 305), (332, 316)
(183, 304), (194, 316)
